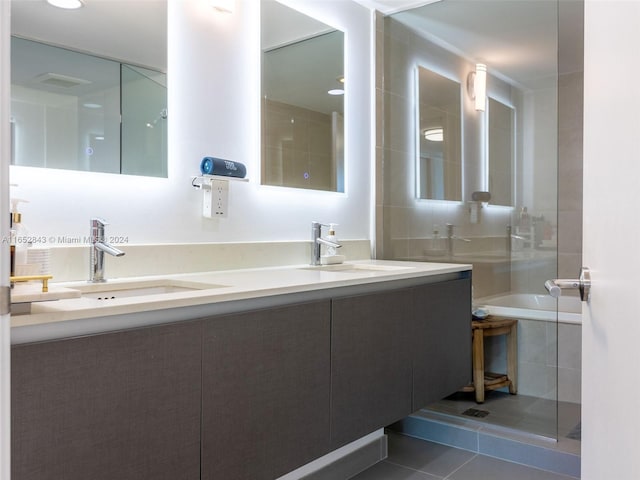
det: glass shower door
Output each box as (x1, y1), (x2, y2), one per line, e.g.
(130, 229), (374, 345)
(378, 0), (565, 440)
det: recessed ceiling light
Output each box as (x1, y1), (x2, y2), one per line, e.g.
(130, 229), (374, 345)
(328, 89), (344, 96)
(46, 0), (84, 9)
(424, 128), (444, 142)
(83, 103), (102, 109)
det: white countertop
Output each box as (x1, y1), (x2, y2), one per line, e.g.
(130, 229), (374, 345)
(10, 260), (471, 343)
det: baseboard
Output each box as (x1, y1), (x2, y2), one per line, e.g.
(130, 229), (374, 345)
(299, 435), (388, 480)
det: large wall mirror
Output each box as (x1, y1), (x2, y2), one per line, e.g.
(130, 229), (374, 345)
(416, 66), (462, 201)
(10, 0), (167, 178)
(261, 0), (345, 192)
(488, 97), (514, 206)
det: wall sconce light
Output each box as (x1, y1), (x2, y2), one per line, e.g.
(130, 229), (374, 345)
(211, 0), (234, 13)
(467, 63), (487, 112)
(423, 128), (444, 142)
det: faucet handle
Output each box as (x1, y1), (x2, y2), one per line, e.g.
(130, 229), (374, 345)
(91, 217), (109, 227)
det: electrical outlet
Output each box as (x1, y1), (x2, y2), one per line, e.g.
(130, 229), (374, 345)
(212, 179), (229, 217)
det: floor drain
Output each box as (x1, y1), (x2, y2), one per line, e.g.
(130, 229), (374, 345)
(462, 408), (490, 418)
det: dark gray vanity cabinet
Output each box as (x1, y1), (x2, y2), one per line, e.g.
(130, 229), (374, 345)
(11, 321), (202, 480)
(330, 288), (414, 449)
(411, 278), (472, 410)
(10, 273), (471, 480)
(201, 300), (332, 480)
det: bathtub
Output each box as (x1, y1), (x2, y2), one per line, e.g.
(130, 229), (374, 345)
(477, 293), (582, 324)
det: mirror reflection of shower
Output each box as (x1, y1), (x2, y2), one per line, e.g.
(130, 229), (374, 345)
(146, 108), (168, 129)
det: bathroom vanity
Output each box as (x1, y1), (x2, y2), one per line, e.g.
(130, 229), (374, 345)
(10, 260), (471, 480)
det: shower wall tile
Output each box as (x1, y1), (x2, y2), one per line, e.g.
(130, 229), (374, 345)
(558, 367), (581, 404)
(558, 323), (581, 371)
(517, 320), (549, 365)
(384, 92), (411, 154)
(557, 253), (582, 279)
(557, 211), (582, 255)
(518, 362), (556, 398)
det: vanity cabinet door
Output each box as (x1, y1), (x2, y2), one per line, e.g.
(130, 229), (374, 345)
(11, 321), (202, 480)
(330, 288), (413, 449)
(412, 277), (472, 410)
(201, 300), (332, 480)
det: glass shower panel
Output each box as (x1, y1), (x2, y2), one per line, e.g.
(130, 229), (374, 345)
(120, 65), (167, 177)
(379, 1), (560, 440)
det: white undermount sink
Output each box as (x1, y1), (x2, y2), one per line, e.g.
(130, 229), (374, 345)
(73, 279), (226, 300)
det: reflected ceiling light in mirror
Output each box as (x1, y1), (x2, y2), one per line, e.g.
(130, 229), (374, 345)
(467, 63), (487, 111)
(424, 128), (443, 142)
(46, 0), (84, 9)
(329, 76), (345, 95)
(211, 0), (234, 13)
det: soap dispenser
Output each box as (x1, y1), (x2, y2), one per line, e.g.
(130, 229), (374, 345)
(326, 223), (338, 256)
(429, 225), (446, 256)
(320, 223), (345, 265)
(10, 198), (30, 271)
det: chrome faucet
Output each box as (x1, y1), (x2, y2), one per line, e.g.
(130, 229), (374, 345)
(311, 221), (342, 266)
(90, 218), (125, 282)
(446, 223), (471, 256)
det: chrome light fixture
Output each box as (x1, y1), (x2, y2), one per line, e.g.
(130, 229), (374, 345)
(467, 63), (487, 112)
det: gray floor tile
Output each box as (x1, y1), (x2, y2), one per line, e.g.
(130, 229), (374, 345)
(386, 432), (476, 477)
(350, 460), (441, 480)
(448, 455), (578, 480)
(427, 391), (581, 440)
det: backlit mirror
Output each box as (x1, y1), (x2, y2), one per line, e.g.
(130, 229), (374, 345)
(10, 0), (167, 177)
(261, 0), (345, 192)
(488, 98), (514, 206)
(416, 66), (462, 201)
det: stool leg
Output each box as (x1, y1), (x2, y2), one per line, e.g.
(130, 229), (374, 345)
(473, 329), (485, 403)
(507, 323), (518, 394)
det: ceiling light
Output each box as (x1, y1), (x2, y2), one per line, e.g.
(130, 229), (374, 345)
(328, 89), (344, 96)
(46, 0), (84, 9)
(424, 128), (444, 142)
(337, 76), (345, 84)
(83, 103), (102, 109)
(467, 63), (487, 112)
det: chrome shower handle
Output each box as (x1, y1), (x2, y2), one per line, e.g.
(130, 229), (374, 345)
(545, 267), (591, 302)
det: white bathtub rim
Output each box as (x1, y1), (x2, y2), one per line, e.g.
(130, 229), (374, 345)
(476, 293), (583, 325)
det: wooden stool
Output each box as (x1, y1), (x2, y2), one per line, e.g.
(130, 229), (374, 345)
(464, 317), (518, 403)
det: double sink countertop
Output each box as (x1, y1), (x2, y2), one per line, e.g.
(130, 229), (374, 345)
(10, 260), (472, 343)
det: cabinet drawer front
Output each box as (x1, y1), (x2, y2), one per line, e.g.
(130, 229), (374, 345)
(12, 321), (202, 480)
(201, 301), (332, 480)
(331, 288), (414, 448)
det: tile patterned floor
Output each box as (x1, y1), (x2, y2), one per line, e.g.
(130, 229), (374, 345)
(351, 432), (579, 480)
(427, 390), (581, 440)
